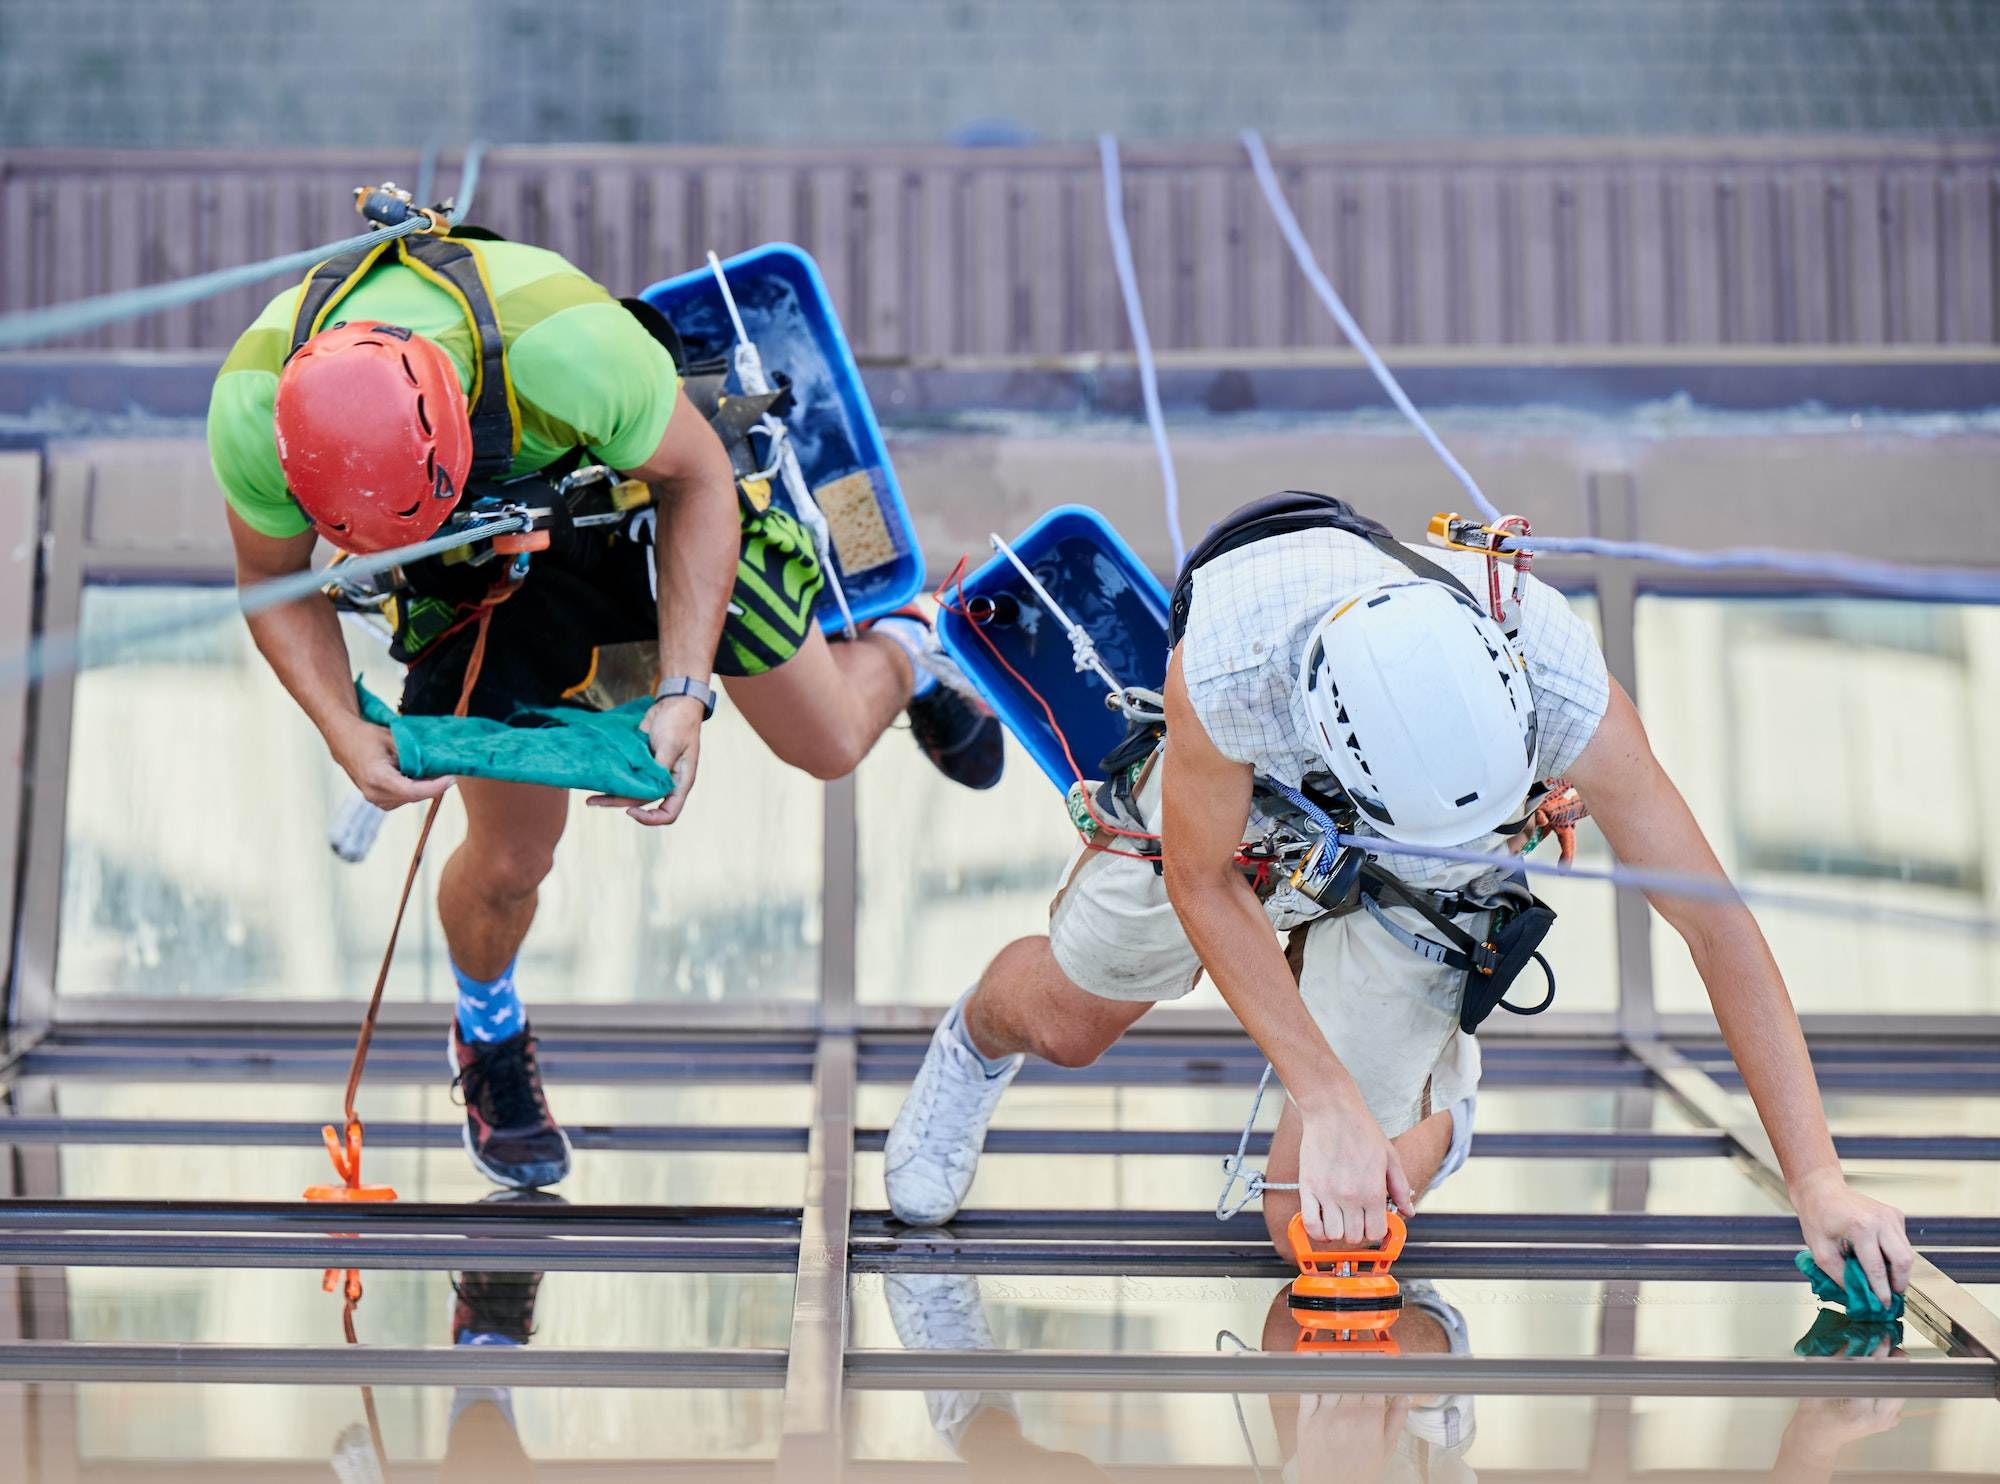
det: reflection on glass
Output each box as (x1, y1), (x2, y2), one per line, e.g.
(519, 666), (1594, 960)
(47, 1264), (793, 1351)
(57, 586), (821, 1004)
(1636, 596), (2000, 1015)
(9, 1384), (781, 1474)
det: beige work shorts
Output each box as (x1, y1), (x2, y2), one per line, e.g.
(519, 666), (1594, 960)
(1047, 758), (1483, 1137)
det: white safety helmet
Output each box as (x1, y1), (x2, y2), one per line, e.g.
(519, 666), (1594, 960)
(1297, 578), (1538, 847)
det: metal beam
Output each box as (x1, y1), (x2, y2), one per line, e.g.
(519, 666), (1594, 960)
(0, 1342), (1988, 1398)
(1630, 1038), (2000, 1363)
(0, 1342), (788, 1387)
(842, 1350), (2000, 1398)
(776, 1033), (856, 1479)
(5, 1116), (1994, 1161)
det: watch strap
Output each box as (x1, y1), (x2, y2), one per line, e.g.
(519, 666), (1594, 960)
(654, 675), (718, 720)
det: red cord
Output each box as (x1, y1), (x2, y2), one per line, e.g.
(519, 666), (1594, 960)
(932, 558), (1267, 868)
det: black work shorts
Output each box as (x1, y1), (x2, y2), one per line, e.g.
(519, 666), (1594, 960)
(400, 504), (826, 722)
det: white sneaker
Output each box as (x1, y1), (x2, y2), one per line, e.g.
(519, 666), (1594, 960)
(1400, 1279), (1476, 1452)
(884, 1271), (1017, 1445)
(883, 1003), (1022, 1226)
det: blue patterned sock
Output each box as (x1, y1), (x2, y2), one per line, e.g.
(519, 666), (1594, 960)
(453, 958), (525, 1045)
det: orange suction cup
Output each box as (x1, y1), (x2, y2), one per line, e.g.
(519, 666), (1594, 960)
(1286, 1210), (1405, 1331)
(304, 1120), (398, 1203)
(1295, 1326), (1403, 1354)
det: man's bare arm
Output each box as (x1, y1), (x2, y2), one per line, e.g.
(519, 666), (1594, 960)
(587, 389), (741, 826)
(1159, 647), (1413, 1245)
(227, 506), (447, 810)
(1567, 679), (1913, 1299)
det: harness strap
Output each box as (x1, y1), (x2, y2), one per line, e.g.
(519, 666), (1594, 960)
(288, 233), (520, 481)
(1361, 866), (1499, 974)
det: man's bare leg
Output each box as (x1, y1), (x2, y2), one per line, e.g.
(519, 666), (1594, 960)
(435, 777), (573, 1188)
(884, 936), (1155, 1225)
(960, 936), (1156, 1068)
(437, 778), (570, 978)
(723, 626), (912, 780)
(1260, 1099), (1454, 1258)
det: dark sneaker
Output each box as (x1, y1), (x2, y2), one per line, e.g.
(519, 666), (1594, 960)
(449, 1023), (573, 1190)
(871, 605), (1006, 790)
(451, 1192), (564, 1345)
(910, 681), (1005, 790)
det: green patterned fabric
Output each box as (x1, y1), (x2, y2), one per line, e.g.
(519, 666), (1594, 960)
(356, 681), (671, 798)
(715, 504), (825, 676)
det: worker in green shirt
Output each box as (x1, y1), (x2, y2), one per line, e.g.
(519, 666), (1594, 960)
(210, 230), (1000, 1190)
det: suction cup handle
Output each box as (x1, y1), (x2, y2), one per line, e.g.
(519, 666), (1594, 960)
(1287, 1209), (1407, 1272)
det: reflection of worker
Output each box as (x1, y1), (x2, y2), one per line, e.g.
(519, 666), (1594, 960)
(1771, 1396), (1905, 1484)
(1255, 1279), (1477, 1483)
(882, 1272), (1109, 1481)
(883, 495), (1912, 1308)
(210, 232), (999, 1188)
(441, 1265), (541, 1484)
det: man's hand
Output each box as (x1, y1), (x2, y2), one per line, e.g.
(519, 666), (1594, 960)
(328, 717), (453, 810)
(1296, 1097), (1416, 1247)
(1791, 1167), (1915, 1307)
(587, 694), (703, 826)
(1293, 1393), (1410, 1483)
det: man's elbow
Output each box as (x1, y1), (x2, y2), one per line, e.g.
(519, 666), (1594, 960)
(1161, 852), (1235, 919)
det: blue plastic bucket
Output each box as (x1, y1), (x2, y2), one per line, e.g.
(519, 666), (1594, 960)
(638, 244), (924, 630)
(937, 505), (1171, 793)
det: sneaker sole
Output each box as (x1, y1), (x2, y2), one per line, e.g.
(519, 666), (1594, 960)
(447, 1038), (576, 1191)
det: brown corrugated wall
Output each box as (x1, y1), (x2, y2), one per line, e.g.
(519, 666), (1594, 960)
(2, 138), (1995, 355)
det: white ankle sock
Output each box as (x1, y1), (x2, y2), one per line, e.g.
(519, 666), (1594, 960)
(872, 615), (939, 698)
(1433, 1092), (1477, 1189)
(944, 996), (1015, 1077)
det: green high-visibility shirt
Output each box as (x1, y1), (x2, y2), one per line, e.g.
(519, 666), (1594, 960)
(207, 240), (678, 538)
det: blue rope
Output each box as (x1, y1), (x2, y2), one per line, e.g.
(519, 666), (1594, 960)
(1241, 130), (1502, 526)
(0, 140), (491, 353)
(1254, 775), (2000, 940)
(0, 512), (529, 693)
(1098, 134), (1186, 571)
(0, 212), (434, 352)
(1239, 130), (2000, 606)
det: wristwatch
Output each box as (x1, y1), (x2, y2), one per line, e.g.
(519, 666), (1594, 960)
(654, 675), (719, 720)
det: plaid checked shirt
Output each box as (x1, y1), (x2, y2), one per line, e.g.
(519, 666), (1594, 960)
(1180, 526), (1611, 882)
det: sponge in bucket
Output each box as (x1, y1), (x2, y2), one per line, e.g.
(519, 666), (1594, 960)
(356, 682), (673, 800)
(1795, 1248), (1906, 1323)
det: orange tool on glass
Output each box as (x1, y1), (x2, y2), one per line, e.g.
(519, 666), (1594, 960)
(1286, 1210), (1406, 1333)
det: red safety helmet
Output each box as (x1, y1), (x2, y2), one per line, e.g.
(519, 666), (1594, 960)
(273, 321), (473, 554)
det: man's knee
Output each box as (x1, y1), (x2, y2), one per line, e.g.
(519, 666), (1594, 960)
(1025, 1004), (1133, 1068)
(455, 833), (558, 904)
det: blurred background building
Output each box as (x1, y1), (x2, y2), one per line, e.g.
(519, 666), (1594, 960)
(3, 0), (1998, 148)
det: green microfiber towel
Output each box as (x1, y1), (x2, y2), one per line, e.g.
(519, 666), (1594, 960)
(1795, 1248), (1906, 1322)
(1792, 1308), (1904, 1359)
(356, 681), (673, 800)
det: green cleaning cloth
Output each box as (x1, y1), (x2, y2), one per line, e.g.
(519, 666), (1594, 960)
(357, 681), (673, 800)
(1792, 1308), (1904, 1358)
(1795, 1248), (1906, 1322)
